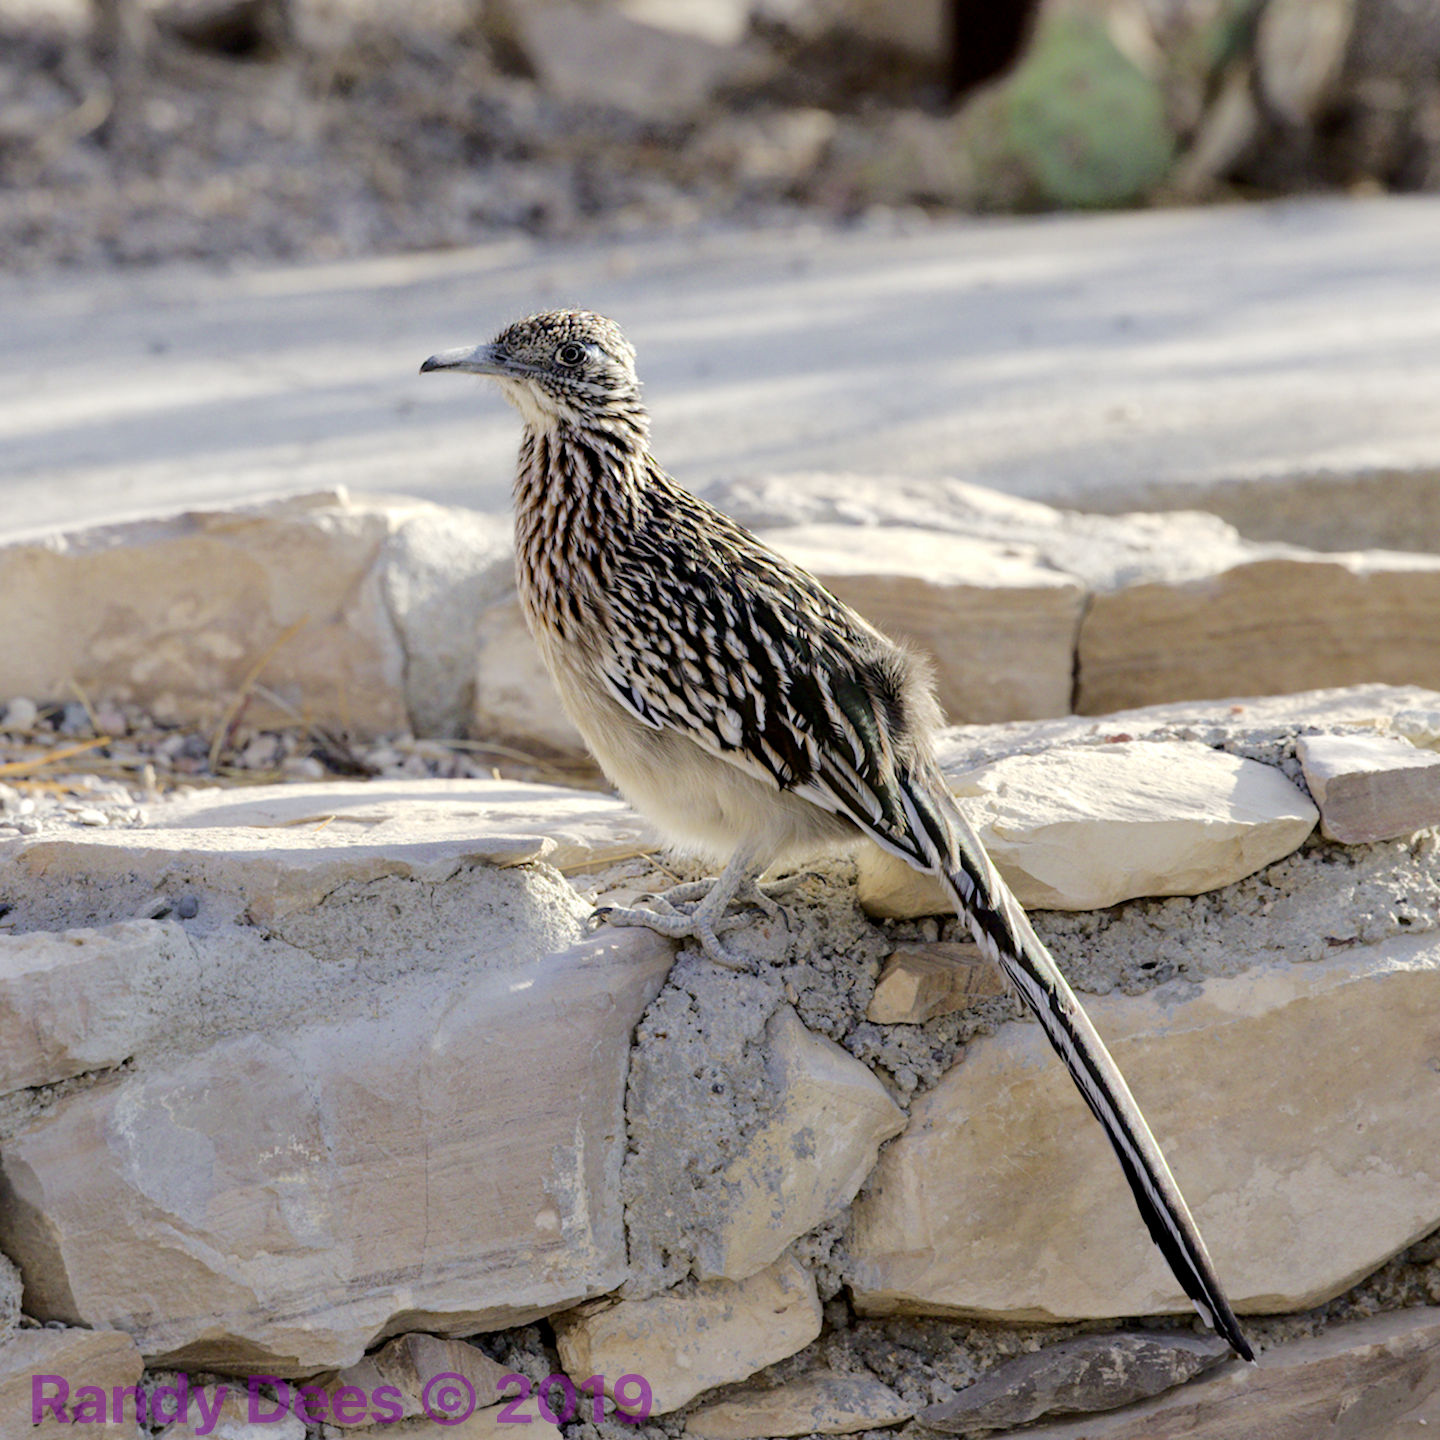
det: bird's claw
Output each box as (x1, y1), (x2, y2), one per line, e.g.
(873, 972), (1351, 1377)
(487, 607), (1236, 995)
(590, 899), (750, 969)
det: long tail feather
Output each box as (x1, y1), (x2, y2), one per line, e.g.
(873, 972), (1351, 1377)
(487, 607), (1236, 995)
(940, 838), (1253, 1362)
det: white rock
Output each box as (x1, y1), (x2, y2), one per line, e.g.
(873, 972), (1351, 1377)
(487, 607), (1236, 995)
(697, 1008), (905, 1281)
(685, 1367), (915, 1438)
(866, 942), (1004, 1024)
(376, 502), (515, 738)
(156, 1384), (306, 1440)
(473, 597), (587, 757)
(916, 1331), (1230, 1434)
(618, 0), (752, 46)
(493, 0), (754, 120)
(0, 492), (512, 741)
(999, 1308), (1440, 1440)
(924, 684), (1440, 778)
(149, 776), (653, 874)
(0, 929), (675, 1372)
(1, 695), (37, 731)
(761, 524), (1085, 723)
(720, 476), (1440, 717)
(0, 920), (196, 1091)
(1297, 732), (1440, 844)
(821, 0), (947, 59)
(848, 930), (1440, 1323)
(858, 740), (1317, 916)
(1, 777), (648, 935)
(553, 1254), (823, 1414)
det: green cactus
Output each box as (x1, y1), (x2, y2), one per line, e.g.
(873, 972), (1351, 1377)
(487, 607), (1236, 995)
(996, 11), (1178, 208)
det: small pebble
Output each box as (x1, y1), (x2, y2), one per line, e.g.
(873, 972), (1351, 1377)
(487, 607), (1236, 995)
(283, 756), (326, 781)
(175, 894), (200, 920)
(1, 695), (37, 732)
(74, 808), (109, 826)
(59, 701), (92, 735)
(94, 705), (128, 735)
(240, 734), (282, 769)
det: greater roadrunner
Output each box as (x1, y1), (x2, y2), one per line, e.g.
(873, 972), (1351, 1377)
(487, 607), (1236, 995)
(422, 309), (1253, 1361)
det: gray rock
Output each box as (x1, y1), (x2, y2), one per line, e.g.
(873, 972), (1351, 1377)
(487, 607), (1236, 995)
(990, 1308), (1440, 1439)
(0, 1248), (19, 1346)
(917, 1332), (1231, 1434)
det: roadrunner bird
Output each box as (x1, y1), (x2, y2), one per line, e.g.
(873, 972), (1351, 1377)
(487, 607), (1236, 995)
(422, 309), (1253, 1362)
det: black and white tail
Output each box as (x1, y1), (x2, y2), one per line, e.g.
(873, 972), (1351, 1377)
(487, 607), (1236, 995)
(942, 830), (1253, 1362)
(852, 762), (1254, 1363)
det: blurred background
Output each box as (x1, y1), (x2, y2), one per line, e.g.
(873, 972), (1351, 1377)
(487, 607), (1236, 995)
(1, 0), (1438, 271)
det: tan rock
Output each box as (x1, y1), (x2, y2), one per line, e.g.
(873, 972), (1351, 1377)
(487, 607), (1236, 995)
(553, 1254), (823, 1414)
(685, 1367), (914, 1438)
(866, 942), (1004, 1024)
(846, 927), (1440, 1319)
(1256, 0), (1355, 125)
(697, 1008), (905, 1281)
(319, 1333), (509, 1425)
(1078, 552), (1440, 715)
(761, 525), (1085, 724)
(1297, 732), (1440, 844)
(0, 1328), (144, 1440)
(996, 1308), (1440, 1440)
(848, 930), (1440, 1324)
(858, 740), (1316, 917)
(0, 491), (512, 740)
(0, 929), (675, 1373)
(718, 476), (1440, 719)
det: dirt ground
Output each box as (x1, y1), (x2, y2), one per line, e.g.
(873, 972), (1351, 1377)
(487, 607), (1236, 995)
(6, 0), (1439, 278)
(0, 0), (946, 273)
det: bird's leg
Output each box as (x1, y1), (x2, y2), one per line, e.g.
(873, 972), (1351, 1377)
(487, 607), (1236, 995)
(592, 847), (763, 968)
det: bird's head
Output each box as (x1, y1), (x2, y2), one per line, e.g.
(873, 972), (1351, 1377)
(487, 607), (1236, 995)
(421, 309), (645, 435)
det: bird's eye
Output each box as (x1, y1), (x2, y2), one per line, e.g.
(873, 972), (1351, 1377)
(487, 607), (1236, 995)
(554, 343), (586, 366)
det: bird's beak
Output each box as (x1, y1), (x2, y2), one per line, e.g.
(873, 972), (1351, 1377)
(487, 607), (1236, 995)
(419, 342), (510, 377)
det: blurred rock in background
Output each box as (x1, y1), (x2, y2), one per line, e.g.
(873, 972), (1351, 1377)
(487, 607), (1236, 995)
(0, 0), (1436, 271)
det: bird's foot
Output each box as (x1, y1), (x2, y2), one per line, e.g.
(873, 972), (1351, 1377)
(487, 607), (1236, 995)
(590, 856), (802, 969)
(645, 872), (806, 928)
(590, 898), (750, 969)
